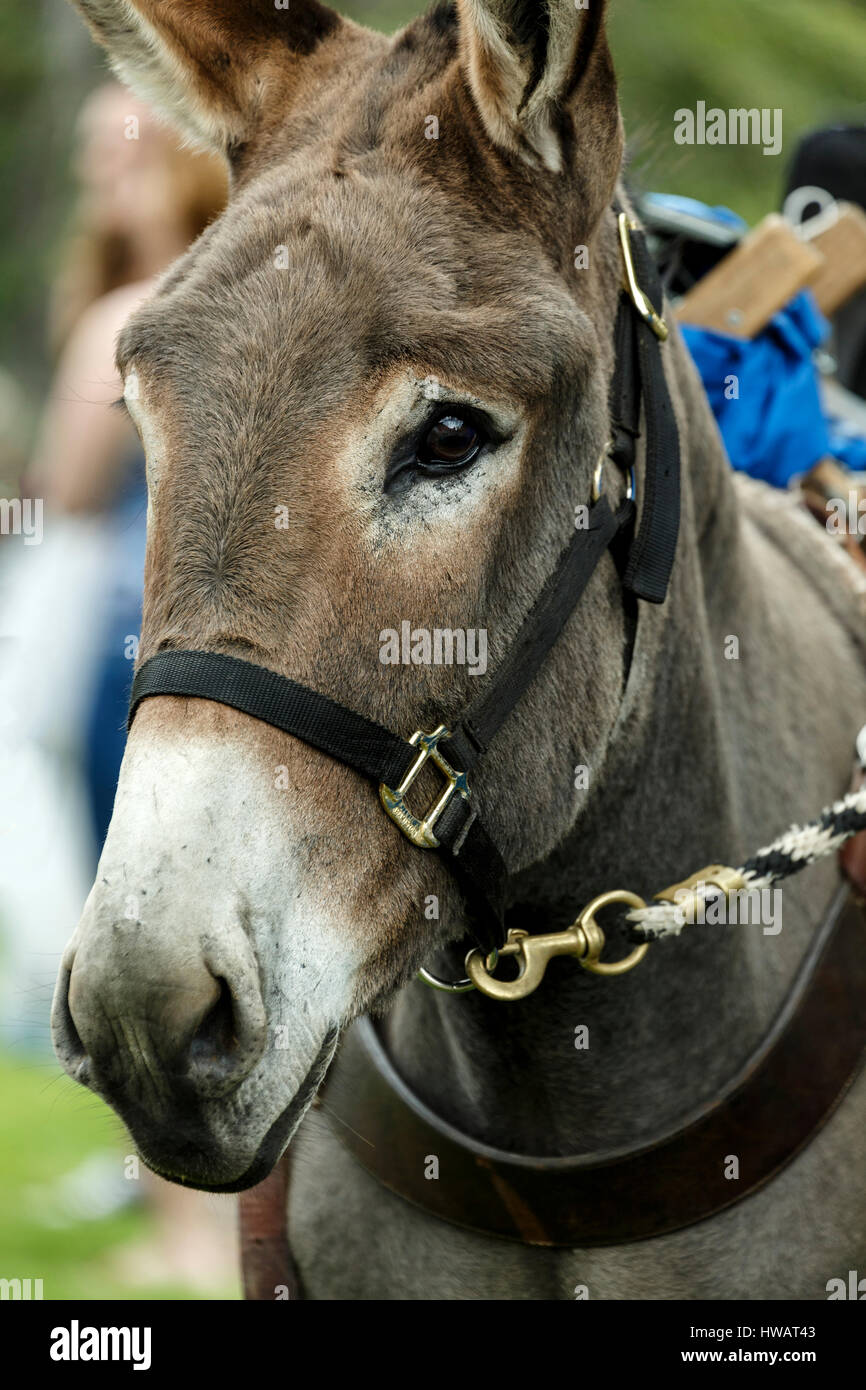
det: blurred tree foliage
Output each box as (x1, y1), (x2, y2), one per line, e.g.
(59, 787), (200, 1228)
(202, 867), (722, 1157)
(0, 5), (50, 399)
(606, 0), (866, 224)
(1, 0), (864, 440)
(0, 3), (98, 397)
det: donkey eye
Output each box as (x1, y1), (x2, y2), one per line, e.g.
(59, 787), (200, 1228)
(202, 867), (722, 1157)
(417, 413), (486, 471)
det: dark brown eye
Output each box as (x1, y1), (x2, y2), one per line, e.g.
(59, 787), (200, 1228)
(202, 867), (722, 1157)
(418, 413), (484, 470)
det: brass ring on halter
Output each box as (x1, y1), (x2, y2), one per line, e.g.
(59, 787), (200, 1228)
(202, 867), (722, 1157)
(417, 949), (499, 994)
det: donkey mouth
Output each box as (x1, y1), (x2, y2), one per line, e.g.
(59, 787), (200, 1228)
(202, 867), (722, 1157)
(131, 1028), (340, 1194)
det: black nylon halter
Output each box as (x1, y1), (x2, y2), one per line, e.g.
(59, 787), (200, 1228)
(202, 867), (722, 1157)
(128, 209), (680, 957)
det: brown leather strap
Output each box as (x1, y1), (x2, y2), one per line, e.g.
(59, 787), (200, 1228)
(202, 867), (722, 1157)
(238, 1152), (300, 1299)
(841, 758), (866, 895)
(318, 882), (866, 1247)
(842, 831), (866, 895)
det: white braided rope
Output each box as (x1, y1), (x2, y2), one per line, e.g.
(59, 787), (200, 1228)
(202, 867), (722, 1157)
(627, 729), (866, 939)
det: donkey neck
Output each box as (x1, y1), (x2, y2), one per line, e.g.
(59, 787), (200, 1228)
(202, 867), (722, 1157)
(380, 339), (829, 1155)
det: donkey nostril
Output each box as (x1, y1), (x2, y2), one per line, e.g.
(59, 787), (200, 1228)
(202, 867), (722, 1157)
(54, 931), (266, 1100)
(51, 965), (90, 1082)
(189, 977), (237, 1068)
(184, 972), (266, 1097)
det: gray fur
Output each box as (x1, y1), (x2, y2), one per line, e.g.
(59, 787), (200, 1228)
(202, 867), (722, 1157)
(290, 330), (866, 1301)
(53, 0), (866, 1298)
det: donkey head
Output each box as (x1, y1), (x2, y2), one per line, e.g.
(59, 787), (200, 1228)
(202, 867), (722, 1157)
(52, 0), (633, 1190)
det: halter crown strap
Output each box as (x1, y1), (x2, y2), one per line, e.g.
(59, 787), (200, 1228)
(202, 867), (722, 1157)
(128, 207), (679, 958)
(611, 204), (681, 603)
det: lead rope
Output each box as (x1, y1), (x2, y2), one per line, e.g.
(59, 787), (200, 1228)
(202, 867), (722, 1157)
(626, 724), (866, 939)
(465, 725), (866, 998)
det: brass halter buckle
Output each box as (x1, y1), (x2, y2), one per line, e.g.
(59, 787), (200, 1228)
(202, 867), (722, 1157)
(617, 212), (669, 342)
(465, 889), (650, 1001)
(379, 725), (470, 849)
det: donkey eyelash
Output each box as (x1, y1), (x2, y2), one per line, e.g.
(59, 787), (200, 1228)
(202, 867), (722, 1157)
(110, 397), (130, 414)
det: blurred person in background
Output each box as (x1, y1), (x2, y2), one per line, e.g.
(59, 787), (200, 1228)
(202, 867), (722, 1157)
(1, 82), (235, 1292)
(28, 81), (227, 848)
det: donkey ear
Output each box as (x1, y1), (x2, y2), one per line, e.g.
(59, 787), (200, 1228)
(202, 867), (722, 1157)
(457, 0), (620, 176)
(72, 0), (343, 156)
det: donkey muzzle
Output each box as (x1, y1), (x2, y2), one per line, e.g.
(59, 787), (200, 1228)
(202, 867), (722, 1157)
(51, 911), (267, 1106)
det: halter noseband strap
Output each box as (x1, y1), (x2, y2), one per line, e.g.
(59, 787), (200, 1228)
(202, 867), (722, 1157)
(127, 208), (680, 957)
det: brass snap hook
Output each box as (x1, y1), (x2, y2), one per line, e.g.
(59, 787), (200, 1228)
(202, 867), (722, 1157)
(465, 890), (650, 1001)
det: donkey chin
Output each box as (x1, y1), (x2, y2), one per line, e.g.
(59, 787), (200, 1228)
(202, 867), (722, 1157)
(50, 712), (363, 1192)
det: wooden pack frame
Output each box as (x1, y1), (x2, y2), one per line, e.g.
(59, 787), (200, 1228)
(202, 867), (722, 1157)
(677, 205), (866, 339)
(804, 202), (866, 317)
(677, 213), (823, 338)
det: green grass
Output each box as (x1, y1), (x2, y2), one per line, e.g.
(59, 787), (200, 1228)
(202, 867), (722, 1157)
(0, 1050), (240, 1300)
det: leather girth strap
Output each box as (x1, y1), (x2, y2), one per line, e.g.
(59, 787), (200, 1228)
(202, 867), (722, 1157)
(315, 882), (866, 1247)
(238, 1153), (300, 1300)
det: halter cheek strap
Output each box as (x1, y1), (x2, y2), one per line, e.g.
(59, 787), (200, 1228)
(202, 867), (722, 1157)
(127, 209), (680, 957)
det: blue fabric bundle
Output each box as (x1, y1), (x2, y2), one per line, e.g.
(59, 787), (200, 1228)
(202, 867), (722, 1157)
(681, 293), (836, 487)
(653, 195), (866, 485)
